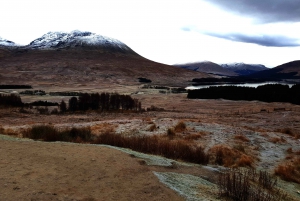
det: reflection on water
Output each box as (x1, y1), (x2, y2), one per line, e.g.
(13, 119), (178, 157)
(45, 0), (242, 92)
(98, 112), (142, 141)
(186, 82), (295, 90)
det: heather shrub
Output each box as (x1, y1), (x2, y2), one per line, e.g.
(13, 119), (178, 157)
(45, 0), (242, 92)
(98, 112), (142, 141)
(174, 121), (186, 132)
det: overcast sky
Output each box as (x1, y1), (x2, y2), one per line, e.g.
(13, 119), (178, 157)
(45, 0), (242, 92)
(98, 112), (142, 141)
(1, 0), (300, 67)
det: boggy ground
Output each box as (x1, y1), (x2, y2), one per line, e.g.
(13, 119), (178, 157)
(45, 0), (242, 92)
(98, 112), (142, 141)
(1, 91), (300, 200)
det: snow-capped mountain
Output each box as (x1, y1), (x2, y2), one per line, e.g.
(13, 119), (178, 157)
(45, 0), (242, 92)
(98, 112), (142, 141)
(0, 37), (17, 47)
(26, 30), (134, 54)
(175, 61), (237, 76)
(220, 63), (267, 76)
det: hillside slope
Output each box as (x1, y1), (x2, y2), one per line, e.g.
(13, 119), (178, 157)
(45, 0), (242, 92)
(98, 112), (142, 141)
(0, 31), (211, 88)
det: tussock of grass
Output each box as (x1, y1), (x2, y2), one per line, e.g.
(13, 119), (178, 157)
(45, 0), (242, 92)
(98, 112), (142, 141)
(275, 157), (300, 184)
(269, 137), (286, 144)
(209, 145), (254, 167)
(148, 124), (157, 132)
(183, 133), (203, 141)
(234, 134), (250, 142)
(174, 121), (186, 132)
(275, 128), (300, 139)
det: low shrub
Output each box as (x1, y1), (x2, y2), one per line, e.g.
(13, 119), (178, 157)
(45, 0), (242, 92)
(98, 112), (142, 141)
(69, 127), (92, 142)
(24, 125), (59, 141)
(174, 121), (186, 132)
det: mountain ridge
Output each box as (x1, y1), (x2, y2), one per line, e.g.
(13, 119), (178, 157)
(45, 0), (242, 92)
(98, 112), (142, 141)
(175, 61), (237, 76)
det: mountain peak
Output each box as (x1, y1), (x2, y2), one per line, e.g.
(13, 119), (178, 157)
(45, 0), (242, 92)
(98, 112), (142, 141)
(0, 37), (17, 47)
(26, 30), (135, 54)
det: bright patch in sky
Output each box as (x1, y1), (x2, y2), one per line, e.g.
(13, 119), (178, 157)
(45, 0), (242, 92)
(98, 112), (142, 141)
(1, 0), (299, 67)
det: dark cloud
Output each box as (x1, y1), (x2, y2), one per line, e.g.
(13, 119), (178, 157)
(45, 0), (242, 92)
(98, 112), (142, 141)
(205, 32), (300, 47)
(203, 0), (300, 23)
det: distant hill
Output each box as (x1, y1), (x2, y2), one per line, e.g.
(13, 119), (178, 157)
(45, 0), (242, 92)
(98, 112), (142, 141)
(175, 61), (237, 76)
(248, 60), (300, 80)
(220, 63), (267, 76)
(0, 31), (211, 88)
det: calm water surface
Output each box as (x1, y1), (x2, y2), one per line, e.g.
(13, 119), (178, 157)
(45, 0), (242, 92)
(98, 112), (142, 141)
(186, 82), (295, 90)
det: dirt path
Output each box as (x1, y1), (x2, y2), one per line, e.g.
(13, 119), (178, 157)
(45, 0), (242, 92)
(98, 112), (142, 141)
(0, 139), (184, 201)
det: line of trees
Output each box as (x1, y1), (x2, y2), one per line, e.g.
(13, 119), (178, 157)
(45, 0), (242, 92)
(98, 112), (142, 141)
(64, 92), (142, 112)
(187, 84), (300, 105)
(0, 85), (32, 89)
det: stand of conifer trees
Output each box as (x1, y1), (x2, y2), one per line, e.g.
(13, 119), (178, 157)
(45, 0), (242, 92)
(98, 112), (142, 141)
(0, 94), (23, 107)
(68, 93), (142, 112)
(187, 84), (300, 105)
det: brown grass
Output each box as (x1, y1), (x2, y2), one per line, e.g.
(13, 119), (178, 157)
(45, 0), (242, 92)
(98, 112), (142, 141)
(274, 157), (300, 184)
(0, 125), (4, 134)
(2, 128), (19, 136)
(94, 132), (209, 165)
(23, 125), (92, 142)
(286, 147), (293, 154)
(237, 154), (253, 167)
(91, 123), (115, 135)
(148, 124), (157, 132)
(275, 128), (300, 139)
(174, 121), (186, 132)
(183, 133), (203, 141)
(209, 145), (253, 167)
(234, 134), (250, 142)
(167, 128), (176, 137)
(269, 136), (286, 144)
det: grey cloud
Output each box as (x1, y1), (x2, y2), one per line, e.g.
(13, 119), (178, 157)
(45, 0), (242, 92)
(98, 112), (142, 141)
(205, 32), (300, 47)
(203, 0), (300, 23)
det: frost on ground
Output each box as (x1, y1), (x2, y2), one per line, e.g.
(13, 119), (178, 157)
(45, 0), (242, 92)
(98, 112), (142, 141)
(153, 172), (218, 201)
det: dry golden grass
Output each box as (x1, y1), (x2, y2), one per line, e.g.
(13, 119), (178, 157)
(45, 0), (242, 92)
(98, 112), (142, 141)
(94, 132), (209, 165)
(275, 128), (300, 139)
(174, 121), (186, 132)
(275, 157), (300, 184)
(209, 145), (253, 167)
(2, 128), (19, 136)
(91, 123), (115, 135)
(183, 133), (203, 141)
(148, 124), (157, 132)
(269, 136), (286, 144)
(142, 117), (153, 124)
(233, 134), (250, 142)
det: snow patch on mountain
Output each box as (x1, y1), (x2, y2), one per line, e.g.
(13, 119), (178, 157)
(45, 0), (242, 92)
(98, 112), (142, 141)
(221, 63), (266, 70)
(0, 37), (17, 47)
(27, 30), (132, 52)
(220, 63), (267, 76)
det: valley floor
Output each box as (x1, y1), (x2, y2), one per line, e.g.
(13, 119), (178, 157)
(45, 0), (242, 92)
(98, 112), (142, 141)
(1, 92), (300, 200)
